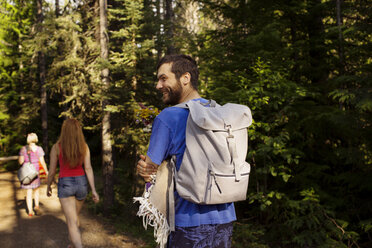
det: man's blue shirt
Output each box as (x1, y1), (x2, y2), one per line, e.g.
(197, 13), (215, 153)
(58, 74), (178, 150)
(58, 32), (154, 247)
(147, 99), (237, 227)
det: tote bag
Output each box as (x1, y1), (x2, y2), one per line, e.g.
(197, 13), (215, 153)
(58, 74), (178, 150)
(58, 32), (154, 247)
(17, 147), (38, 184)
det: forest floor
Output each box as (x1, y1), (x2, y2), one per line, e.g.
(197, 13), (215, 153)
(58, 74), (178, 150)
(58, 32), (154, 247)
(0, 170), (147, 248)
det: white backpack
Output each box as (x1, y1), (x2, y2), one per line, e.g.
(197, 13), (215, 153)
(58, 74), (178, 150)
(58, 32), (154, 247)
(175, 99), (252, 204)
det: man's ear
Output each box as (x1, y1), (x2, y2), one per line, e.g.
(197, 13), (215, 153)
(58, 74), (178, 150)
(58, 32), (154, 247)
(181, 72), (191, 86)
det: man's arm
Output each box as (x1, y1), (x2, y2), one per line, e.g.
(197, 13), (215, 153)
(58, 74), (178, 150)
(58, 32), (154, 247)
(137, 154), (159, 182)
(137, 112), (171, 182)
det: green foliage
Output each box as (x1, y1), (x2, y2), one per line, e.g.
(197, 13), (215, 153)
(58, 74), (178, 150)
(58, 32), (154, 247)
(1, 160), (19, 171)
(0, 0), (370, 247)
(44, 4), (102, 124)
(197, 0), (371, 247)
(0, 0), (40, 155)
(232, 222), (269, 248)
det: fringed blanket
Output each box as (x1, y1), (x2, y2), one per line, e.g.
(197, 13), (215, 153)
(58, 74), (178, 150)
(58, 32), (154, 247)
(133, 159), (175, 248)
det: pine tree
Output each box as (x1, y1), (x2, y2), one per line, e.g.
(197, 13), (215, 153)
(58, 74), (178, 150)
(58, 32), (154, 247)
(36, 0), (48, 157)
(100, 0), (115, 214)
(0, 0), (40, 154)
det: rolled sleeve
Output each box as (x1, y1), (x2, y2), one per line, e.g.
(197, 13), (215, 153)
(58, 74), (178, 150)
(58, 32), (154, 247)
(37, 146), (45, 158)
(147, 117), (172, 165)
(19, 146), (26, 157)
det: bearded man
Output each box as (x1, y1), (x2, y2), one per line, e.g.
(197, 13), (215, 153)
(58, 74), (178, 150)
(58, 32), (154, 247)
(137, 54), (236, 248)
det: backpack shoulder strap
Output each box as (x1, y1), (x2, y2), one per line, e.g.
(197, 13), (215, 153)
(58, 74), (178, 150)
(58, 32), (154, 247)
(174, 99), (217, 109)
(25, 145), (31, 162)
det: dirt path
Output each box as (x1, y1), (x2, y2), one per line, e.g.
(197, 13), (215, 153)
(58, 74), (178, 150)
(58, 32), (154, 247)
(0, 170), (145, 248)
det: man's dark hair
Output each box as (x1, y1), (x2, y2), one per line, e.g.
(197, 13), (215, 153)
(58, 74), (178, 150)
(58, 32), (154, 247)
(156, 54), (199, 90)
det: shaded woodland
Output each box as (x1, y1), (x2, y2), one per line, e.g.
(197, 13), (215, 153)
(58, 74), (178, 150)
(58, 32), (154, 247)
(0, 0), (371, 247)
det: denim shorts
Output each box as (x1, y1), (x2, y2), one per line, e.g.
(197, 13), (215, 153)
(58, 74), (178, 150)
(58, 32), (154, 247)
(167, 222), (233, 248)
(58, 175), (88, 200)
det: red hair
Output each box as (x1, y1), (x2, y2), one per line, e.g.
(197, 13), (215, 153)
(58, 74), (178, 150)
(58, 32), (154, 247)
(58, 119), (87, 168)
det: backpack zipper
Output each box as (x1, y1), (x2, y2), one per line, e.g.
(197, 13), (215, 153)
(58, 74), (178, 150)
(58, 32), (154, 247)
(210, 171), (222, 194)
(210, 171), (250, 194)
(214, 172), (250, 177)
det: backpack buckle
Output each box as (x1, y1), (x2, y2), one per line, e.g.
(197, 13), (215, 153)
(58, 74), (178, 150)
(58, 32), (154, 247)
(225, 124), (234, 138)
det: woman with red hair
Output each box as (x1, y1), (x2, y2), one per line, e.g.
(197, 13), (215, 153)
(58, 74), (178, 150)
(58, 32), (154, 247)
(47, 119), (99, 248)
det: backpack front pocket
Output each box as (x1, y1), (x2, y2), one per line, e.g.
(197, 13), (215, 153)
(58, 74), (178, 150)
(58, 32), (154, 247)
(204, 162), (250, 204)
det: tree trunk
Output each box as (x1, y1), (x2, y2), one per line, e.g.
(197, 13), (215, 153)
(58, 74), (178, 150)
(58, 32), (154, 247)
(55, 0), (59, 17)
(156, 0), (163, 60)
(289, 14), (300, 82)
(336, 0), (345, 72)
(99, 0), (114, 215)
(132, 33), (137, 90)
(307, 0), (328, 85)
(184, 1), (199, 34)
(37, 0), (48, 158)
(165, 0), (176, 54)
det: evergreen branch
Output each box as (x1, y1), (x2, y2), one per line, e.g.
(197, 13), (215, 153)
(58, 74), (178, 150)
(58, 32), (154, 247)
(322, 209), (360, 248)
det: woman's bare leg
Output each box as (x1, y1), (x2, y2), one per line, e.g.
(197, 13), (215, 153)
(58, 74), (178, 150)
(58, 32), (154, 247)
(26, 189), (34, 215)
(34, 188), (40, 208)
(60, 197), (83, 248)
(75, 199), (85, 227)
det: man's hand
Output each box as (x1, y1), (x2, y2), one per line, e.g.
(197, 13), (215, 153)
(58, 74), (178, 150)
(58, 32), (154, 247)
(137, 154), (158, 182)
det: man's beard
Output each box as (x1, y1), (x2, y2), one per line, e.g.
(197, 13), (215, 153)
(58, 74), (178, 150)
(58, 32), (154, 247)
(163, 81), (183, 105)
